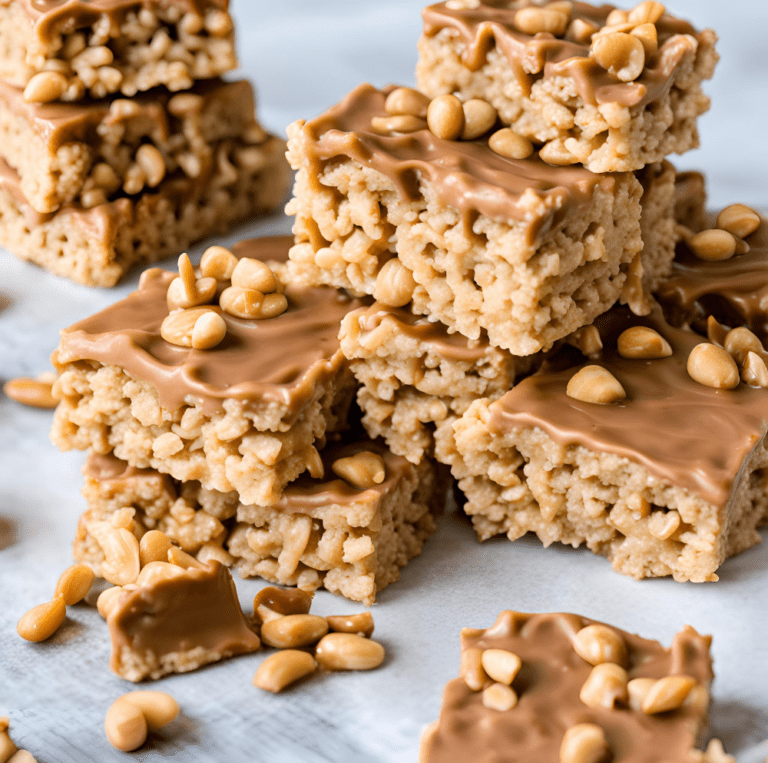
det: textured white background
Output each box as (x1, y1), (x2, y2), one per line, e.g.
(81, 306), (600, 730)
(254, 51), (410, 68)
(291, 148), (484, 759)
(1, 2), (767, 762)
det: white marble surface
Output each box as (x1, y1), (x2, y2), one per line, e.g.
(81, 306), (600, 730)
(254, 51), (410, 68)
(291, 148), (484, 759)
(1, 2), (767, 762)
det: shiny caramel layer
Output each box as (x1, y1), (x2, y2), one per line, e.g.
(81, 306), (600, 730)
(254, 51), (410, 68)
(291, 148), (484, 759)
(656, 217), (768, 341)
(85, 436), (413, 513)
(354, 303), (491, 363)
(108, 560), (259, 669)
(57, 237), (365, 415)
(19, 0), (228, 43)
(422, 1), (700, 107)
(299, 83), (620, 240)
(425, 610), (712, 763)
(0, 78), (253, 154)
(488, 306), (768, 507)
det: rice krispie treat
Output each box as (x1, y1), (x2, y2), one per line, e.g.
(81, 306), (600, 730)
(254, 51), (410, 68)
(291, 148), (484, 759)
(339, 303), (535, 464)
(0, 125), (289, 286)
(447, 305), (768, 582)
(656, 205), (768, 342)
(421, 610), (733, 763)
(75, 436), (446, 605)
(104, 558), (261, 682)
(417, 1), (718, 173)
(0, 78), (262, 214)
(287, 83), (643, 355)
(51, 237), (364, 505)
(0, 0), (237, 103)
(637, 160), (677, 291)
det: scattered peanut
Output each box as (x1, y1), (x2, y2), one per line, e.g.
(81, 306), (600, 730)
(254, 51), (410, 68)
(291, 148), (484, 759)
(139, 530), (174, 567)
(23, 71), (68, 103)
(628, 1), (666, 24)
(723, 327), (762, 366)
(514, 6), (569, 36)
(136, 561), (187, 588)
(572, 624), (627, 666)
(259, 293), (289, 319)
(253, 587), (314, 625)
(260, 614), (329, 649)
(461, 99), (497, 140)
(688, 229), (737, 262)
(687, 343), (740, 390)
(373, 259), (416, 307)
(481, 649), (521, 686)
(560, 723), (610, 763)
(200, 246), (238, 280)
(119, 692), (179, 731)
(54, 563), (95, 606)
(135, 144), (166, 188)
(254, 650), (317, 693)
(191, 311), (227, 350)
(647, 509), (681, 540)
(384, 87), (431, 119)
(371, 115), (428, 135)
(231, 258), (279, 294)
(97, 586), (127, 619)
(219, 286), (264, 319)
(592, 32), (645, 82)
(577, 325), (603, 357)
(566, 366), (626, 405)
(427, 94), (465, 141)
(0, 731), (17, 763)
(104, 698), (148, 752)
(326, 612), (375, 638)
(94, 526), (141, 586)
(617, 326), (673, 359)
(166, 276), (217, 310)
(460, 646), (489, 691)
(315, 633), (385, 671)
(641, 675), (697, 714)
(631, 22), (658, 56)
(716, 204), (761, 239)
(488, 128), (534, 160)
(566, 17), (599, 44)
(167, 545), (205, 570)
(3, 377), (57, 409)
(332, 451), (386, 489)
(482, 682), (518, 711)
(160, 307), (216, 348)
(706, 315), (728, 347)
(579, 663), (629, 709)
(741, 351), (768, 388)
(17, 596), (66, 642)
(627, 677), (656, 712)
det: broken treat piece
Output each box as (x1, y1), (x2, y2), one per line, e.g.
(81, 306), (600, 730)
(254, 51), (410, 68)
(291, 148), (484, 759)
(0, 0), (237, 103)
(416, 1), (718, 173)
(287, 83), (643, 355)
(656, 209), (768, 343)
(446, 304), (768, 582)
(75, 436), (446, 606)
(0, 78), (262, 215)
(51, 236), (364, 505)
(420, 610), (728, 763)
(106, 559), (260, 682)
(339, 302), (536, 464)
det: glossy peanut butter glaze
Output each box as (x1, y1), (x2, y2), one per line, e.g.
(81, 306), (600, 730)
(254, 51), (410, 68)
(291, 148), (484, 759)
(56, 236), (365, 415)
(488, 305), (768, 507)
(422, 1), (701, 107)
(299, 84), (619, 239)
(108, 560), (260, 672)
(355, 303), (490, 363)
(424, 611), (712, 763)
(19, 0), (227, 42)
(84, 436), (412, 512)
(0, 78), (252, 153)
(656, 217), (768, 341)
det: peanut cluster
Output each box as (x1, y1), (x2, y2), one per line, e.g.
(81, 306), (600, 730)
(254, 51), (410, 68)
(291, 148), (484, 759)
(686, 204), (761, 262)
(161, 249), (287, 351)
(461, 622), (705, 763)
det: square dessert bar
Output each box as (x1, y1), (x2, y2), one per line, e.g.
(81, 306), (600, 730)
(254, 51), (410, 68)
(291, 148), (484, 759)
(447, 305), (768, 582)
(76, 436), (446, 606)
(417, 1), (718, 173)
(0, 0), (237, 102)
(0, 118), (289, 286)
(0, 78), (262, 215)
(52, 236), (365, 506)
(287, 83), (643, 355)
(656, 209), (768, 342)
(420, 610), (729, 763)
(339, 302), (530, 464)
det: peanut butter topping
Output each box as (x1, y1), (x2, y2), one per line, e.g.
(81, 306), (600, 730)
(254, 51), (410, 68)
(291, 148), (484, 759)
(422, 1), (701, 107)
(657, 216), (768, 341)
(297, 84), (620, 241)
(488, 306), (768, 507)
(107, 560), (259, 669)
(355, 303), (490, 363)
(19, 0), (227, 42)
(56, 237), (365, 415)
(0, 78), (251, 154)
(423, 611), (712, 763)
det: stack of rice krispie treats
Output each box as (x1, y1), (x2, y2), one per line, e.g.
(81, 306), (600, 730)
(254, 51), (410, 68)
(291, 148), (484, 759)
(52, 237), (448, 614)
(0, 0), (289, 285)
(283, 0), (768, 585)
